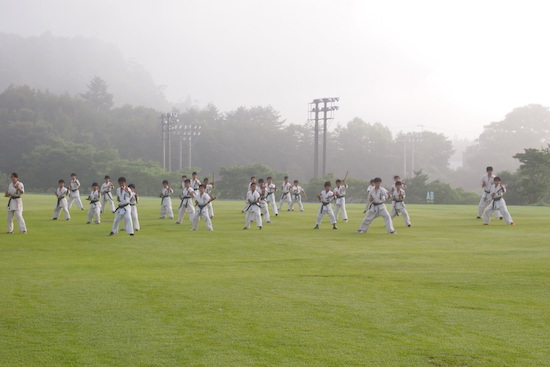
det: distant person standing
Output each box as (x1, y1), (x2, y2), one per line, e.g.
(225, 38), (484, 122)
(244, 182), (262, 230)
(203, 177), (215, 219)
(176, 179), (195, 225)
(333, 175), (348, 222)
(190, 172), (201, 195)
(159, 180), (174, 219)
(483, 177), (515, 226)
(314, 181), (338, 230)
(86, 182), (102, 224)
(68, 173), (84, 211)
(52, 179), (70, 221)
(277, 176), (291, 211)
(288, 179), (307, 212)
(477, 166), (501, 219)
(265, 176), (278, 216)
(128, 183), (140, 231)
(357, 177), (395, 234)
(110, 177), (134, 236)
(192, 184), (215, 231)
(5, 172), (27, 234)
(390, 181), (411, 227)
(100, 175), (116, 213)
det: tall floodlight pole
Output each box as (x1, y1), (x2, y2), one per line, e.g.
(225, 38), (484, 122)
(160, 112), (180, 171)
(182, 125), (202, 171)
(309, 98), (339, 178)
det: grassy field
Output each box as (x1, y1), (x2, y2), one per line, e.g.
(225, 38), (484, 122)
(1, 194), (548, 367)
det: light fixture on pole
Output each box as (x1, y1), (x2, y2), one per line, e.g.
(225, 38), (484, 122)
(182, 125), (202, 172)
(159, 112), (180, 171)
(308, 97), (339, 178)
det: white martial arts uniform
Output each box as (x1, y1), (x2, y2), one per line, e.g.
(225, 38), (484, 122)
(100, 181), (116, 213)
(112, 186), (134, 235)
(191, 178), (201, 195)
(6, 181), (27, 233)
(478, 173), (501, 218)
(68, 178), (84, 210)
(160, 186), (174, 219)
(177, 186), (195, 224)
(333, 184), (348, 221)
(358, 187), (395, 234)
(129, 190), (140, 231)
(205, 184), (215, 218)
(87, 189), (101, 224)
(244, 190), (262, 229)
(192, 192), (213, 231)
(288, 185), (305, 211)
(265, 182), (278, 216)
(364, 184), (375, 213)
(278, 181), (292, 211)
(390, 188), (411, 226)
(483, 184), (514, 225)
(259, 187), (271, 223)
(53, 186), (70, 220)
(316, 189), (337, 226)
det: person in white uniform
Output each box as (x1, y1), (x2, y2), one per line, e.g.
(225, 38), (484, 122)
(357, 177), (395, 234)
(314, 181), (338, 230)
(192, 184), (215, 231)
(100, 175), (116, 213)
(5, 172), (27, 234)
(190, 172), (201, 196)
(203, 177), (215, 219)
(86, 182), (102, 224)
(277, 176), (291, 211)
(333, 176), (348, 222)
(128, 183), (140, 231)
(390, 181), (411, 227)
(483, 177), (515, 226)
(176, 179), (195, 225)
(364, 179), (375, 213)
(110, 177), (134, 236)
(288, 180), (307, 212)
(477, 166), (502, 219)
(265, 176), (278, 216)
(52, 179), (70, 221)
(258, 179), (271, 224)
(159, 180), (174, 219)
(244, 182), (262, 229)
(68, 173), (84, 211)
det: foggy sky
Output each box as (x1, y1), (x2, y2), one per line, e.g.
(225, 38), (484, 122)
(1, 0), (549, 139)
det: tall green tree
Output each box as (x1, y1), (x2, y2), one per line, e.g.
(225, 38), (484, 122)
(80, 76), (114, 111)
(513, 146), (550, 204)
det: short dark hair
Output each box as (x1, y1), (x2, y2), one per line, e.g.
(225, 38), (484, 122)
(92, 182), (98, 187)
(192, 172), (198, 175)
(258, 178), (264, 183)
(11, 172), (18, 178)
(494, 176), (501, 181)
(267, 176), (272, 180)
(203, 178), (209, 182)
(128, 183), (136, 189)
(486, 166), (493, 172)
(395, 181), (402, 186)
(184, 179), (190, 183)
(373, 177), (382, 183)
(162, 180), (169, 185)
(294, 180), (299, 183)
(284, 176), (288, 179)
(58, 179), (65, 183)
(335, 179), (341, 183)
(324, 181), (331, 187)
(118, 177), (126, 183)
(104, 175), (110, 179)
(71, 173), (77, 177)
(199, 184), (205, 189)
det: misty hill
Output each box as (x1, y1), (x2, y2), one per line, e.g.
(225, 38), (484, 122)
(0, 32), (169, 110)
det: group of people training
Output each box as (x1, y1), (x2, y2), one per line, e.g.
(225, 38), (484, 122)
(5, 166), (515, 235)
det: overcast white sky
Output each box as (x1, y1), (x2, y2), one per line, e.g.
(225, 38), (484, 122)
(1, 0), (549, 139)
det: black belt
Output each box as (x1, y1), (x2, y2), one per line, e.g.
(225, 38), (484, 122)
(484, 190), (490, 193)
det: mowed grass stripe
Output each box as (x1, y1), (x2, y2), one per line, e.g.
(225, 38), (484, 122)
(0, 194), (548, 366)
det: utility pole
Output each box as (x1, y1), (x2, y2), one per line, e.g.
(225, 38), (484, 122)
(160, 112), (179, 171)
(308, 97), (339, 178)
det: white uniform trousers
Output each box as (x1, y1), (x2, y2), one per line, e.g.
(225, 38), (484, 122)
(260, 202), (271, 222)
(316, 202), (336, 225)
(160, 197), (173, 219)
(334, 199), (348, 221)
(7, 199), (26, 233)
(478, 192), (501, 218)
(278, 192), (291, 210)
(101, 193), (116, 213)
(192, 205), (213, 230)
(112, 206), (134, 234)
(266, 193), (278, 215)
(177, 199), (195, 224)
(130, 205), (140, 230)
(68, 192), (84, 210)
(245, 204), (262, 228)
(483, 199), (513, 225)
(289, 194), (303, 211)
(358, 203), (395, 233)
(206, 202), (214, 218)
(87, 202), (101, 224)
(53, 199), (70, 220)
(390, 201), (411, 226)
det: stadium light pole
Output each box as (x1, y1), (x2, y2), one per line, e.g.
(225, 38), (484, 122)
(182, 125), (202, 171)
(160, 112), (180, 171)
(309, 97), (339, 178)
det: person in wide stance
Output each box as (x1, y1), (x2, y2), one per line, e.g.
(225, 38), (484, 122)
(483, 177), (515, 226)
(314, 181), (338, 230)
(5, 172), (27, 234)
(52, 179), (70, 221)
(357, 177), (395, 234)
(192, 184), (215, 231)
(244, 181), (262, 230)
(390, 181), (411, 227)
(110, 177), (134, 236)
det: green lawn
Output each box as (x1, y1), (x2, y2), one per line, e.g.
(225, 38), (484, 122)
(1, 195), (548, 366)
